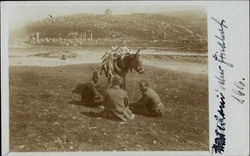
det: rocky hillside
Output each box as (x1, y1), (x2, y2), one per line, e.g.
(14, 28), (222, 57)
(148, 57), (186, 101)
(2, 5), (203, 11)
(12, 10), (207, 52)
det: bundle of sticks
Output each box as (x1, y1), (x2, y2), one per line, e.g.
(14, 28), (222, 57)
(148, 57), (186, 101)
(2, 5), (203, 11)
(102, 46), (132, 61)
(101, 46), (132, 74)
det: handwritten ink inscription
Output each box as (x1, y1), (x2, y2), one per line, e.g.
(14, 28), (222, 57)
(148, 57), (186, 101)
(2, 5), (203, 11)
(212, 116), (226, 154)
(211, 17), (233, 68)
(212, 92), (226, 154)
(232, 78), (246, 104)
(215, 65), (225, 90)
(211, 17), (233, 154)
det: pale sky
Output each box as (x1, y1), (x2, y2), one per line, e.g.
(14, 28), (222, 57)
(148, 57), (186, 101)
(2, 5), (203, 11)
(3, 1), (206, 31)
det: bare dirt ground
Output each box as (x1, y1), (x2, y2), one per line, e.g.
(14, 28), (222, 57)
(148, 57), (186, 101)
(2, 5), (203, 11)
(9, 46), (207, 74)
(8, 46), (208, 151)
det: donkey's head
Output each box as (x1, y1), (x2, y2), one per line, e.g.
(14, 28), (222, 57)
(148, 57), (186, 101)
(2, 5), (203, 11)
(128, 49), (144, 74)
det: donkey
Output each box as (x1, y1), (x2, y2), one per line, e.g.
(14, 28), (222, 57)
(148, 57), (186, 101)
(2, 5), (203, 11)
(100, 49), (144, 89)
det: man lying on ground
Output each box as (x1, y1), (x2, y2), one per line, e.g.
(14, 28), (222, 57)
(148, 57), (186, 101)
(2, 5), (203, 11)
(102, 75), (135, 121)
(72, 71), (104, 107)
(130, 79), (165, 117)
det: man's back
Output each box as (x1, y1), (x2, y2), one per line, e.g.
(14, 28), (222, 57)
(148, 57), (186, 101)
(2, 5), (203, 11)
(143, 88), (161, 108)
(72, 81), (103, 106)
(104, 86), (133, 121)
(143, 88), (164, 117)
(104, 86), (128, 111)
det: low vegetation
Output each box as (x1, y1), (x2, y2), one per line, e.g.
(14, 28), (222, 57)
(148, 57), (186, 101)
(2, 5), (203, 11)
(10, 64), (208, 151)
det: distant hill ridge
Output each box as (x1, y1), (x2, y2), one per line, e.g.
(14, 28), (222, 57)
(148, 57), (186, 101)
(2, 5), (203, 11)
(12, 10), (208, 52)
(25, 10), (206, 37)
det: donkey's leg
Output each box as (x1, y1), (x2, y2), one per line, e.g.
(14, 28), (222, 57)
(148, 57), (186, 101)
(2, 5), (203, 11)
(100, 68), (103, 76)
(122, 74), (126, 90)
(108, 75), (111, 88)
(108, 74), (113, 88)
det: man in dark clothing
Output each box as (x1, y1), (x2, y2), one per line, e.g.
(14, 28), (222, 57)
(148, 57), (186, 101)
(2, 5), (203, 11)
(72, 71), (104, 107)
(102, 75), (135, 121)
(130, 79), (165, 117)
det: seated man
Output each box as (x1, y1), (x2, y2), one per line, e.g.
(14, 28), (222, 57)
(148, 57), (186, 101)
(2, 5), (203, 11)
(130, 80), (165, 117)
(72, 71), (104, 107)
(102, 75), (135, 121)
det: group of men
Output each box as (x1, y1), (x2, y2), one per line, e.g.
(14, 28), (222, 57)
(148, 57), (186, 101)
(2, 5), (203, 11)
(72, 71), (165, 121)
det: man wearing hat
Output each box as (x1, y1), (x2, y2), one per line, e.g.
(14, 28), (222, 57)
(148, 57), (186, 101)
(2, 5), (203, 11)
(102, 75), (135, 121)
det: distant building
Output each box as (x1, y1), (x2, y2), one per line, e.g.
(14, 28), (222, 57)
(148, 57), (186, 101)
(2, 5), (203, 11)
(105, 8), (112, 16)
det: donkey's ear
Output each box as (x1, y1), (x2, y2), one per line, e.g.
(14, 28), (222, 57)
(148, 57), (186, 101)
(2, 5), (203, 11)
(136, 49), (141, 55)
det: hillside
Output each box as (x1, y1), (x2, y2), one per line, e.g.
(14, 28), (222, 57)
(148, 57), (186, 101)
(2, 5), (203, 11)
(11, 10), (207, 52)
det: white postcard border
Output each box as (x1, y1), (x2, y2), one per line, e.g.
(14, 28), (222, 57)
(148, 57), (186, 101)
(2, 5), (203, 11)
(1, 1), (249, 156)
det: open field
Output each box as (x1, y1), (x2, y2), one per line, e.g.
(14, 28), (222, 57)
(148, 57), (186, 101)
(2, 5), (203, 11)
(9, 63), (208, 151)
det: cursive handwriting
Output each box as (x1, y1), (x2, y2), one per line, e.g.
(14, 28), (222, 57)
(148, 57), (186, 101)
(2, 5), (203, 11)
(211, 17), (233, 68)
(212, 114), (226, 154)
(211, 17), (233, 154)
(232, 78), (246, 104)
(217, 92), (225, 119)
(212, 91), (226, 154)
(215, 65), (225, 90)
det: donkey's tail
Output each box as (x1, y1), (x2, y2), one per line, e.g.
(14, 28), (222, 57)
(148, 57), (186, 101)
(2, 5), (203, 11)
(92, 65), (98, 72)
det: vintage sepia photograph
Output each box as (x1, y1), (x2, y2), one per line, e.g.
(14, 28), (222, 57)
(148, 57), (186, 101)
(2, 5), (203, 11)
(7, 3), (209, 152)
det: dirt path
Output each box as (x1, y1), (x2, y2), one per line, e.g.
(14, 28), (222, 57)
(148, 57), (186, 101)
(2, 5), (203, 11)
(143, 59), (207, 74)
(9, 49), (207, 74)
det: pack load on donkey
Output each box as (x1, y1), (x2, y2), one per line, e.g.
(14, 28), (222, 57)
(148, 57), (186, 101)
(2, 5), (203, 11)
(100, 46), (144, 89)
